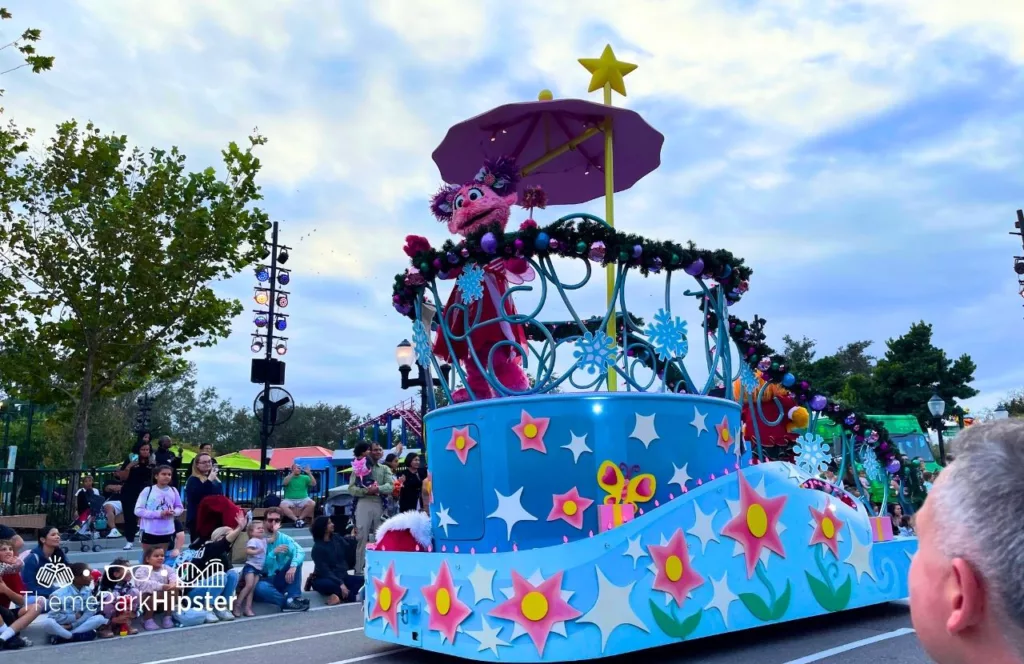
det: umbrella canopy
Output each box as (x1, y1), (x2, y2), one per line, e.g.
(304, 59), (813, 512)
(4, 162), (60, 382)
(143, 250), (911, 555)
(216, 452), (272, 470)
(432, 98), (664, 206)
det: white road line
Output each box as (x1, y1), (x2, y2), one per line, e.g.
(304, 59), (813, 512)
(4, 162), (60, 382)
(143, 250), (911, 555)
(324, 648), (408, 664)
(783, 627), (917, 664)
(139, 627), (363, 663)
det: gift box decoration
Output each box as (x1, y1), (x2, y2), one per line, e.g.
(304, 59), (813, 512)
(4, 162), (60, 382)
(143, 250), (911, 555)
(596, 460), (655, 532)
(870, 515), (893, 542)
(598, 502), (636, 532)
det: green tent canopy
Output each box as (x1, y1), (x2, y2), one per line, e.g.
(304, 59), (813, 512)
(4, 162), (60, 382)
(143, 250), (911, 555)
(215, 452), (272, 470)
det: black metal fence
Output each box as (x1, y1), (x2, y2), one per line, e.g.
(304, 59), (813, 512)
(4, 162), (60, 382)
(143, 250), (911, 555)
(0, 467), (332, 526)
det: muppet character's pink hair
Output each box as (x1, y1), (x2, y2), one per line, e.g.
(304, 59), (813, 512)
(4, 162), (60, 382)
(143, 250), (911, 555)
(429, 156), (521, 222)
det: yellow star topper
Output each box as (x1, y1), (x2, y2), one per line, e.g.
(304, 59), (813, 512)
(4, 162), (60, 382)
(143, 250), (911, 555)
(578, 44), (637, 97)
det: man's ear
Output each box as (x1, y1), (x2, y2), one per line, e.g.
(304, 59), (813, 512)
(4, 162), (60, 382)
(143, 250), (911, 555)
(947, 557), (985, 634)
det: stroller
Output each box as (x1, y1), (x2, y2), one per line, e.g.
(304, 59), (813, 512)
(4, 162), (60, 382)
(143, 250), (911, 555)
(64, 491), (108, 552)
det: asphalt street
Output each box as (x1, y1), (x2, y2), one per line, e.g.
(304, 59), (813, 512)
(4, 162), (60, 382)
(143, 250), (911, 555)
(26, 600), (928, 664)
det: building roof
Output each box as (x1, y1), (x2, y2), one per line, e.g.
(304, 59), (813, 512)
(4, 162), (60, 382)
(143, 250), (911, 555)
(239, 446), (334, 469)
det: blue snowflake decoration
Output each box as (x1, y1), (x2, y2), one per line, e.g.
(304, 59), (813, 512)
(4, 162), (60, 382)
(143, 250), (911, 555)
(412, 320), (432, 368)
(860, 445), (885, 482)
(738, 361), (759, 393)
(573, 331), (617, 376)
(793, 432), (831, 475)
(644, 308), (688, 361)
(456, 263), (485, 305)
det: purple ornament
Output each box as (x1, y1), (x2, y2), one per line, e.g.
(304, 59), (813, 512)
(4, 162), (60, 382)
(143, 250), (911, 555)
(549, 237), (559, 250)
(844, 415), (856, 426)
(460, 248), (470, 258)
(651, 257), (662, 272)
(447, 252), (458, 264)
(392, 294), (400, 303)
(758, 358), (772, 371)
(886, 459), (901, 474)
(513, 238), (524, 251)
(684, 258), (704, 276)
(632, 244), (642, 258)
(481, 232), (498, 254)
(810, 395), (827, 411)
(432, 258), (442, 269)
(589, 241), (606, 262)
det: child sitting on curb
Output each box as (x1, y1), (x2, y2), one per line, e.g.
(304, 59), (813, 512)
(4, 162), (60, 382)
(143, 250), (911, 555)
(39, 562), (109, 645)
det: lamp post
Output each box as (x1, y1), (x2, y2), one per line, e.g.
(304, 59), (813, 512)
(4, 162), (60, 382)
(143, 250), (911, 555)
(994, 405), (1010, 420)
(927, 392), (947, 465)
(395, 334), (450, 466)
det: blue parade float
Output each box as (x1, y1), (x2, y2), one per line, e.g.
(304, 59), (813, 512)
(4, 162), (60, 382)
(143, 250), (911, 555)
(366, 46), (916, 661)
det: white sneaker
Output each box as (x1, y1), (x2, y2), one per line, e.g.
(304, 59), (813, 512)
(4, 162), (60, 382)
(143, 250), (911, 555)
(295, 519), (305, 528)
(204, 612), (220, 624)
(107, 528), (121, 538)
(122, 542), (133, 551)
(215, 609), (234, 621)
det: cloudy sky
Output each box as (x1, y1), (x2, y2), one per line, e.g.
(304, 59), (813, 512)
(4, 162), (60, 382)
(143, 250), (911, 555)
(4, 0), (1023, 424)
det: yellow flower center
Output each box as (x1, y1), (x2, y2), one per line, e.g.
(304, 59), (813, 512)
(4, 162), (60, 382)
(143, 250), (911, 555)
(746, 504), (768, 538)
(379, 587), (392, 612)
(521, 591), (548, 622)
(665, 555), (684, 583)
(455, 436), (466, 450)
(524, 423), (538, 439)
(435, 587), (451, 616)
(822, 517), (835, 540)
(562, 500), (578, 516)
(722, 429), (731, 442)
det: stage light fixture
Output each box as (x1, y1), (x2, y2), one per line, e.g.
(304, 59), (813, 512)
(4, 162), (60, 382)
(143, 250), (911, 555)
(251, 338), (264, 353)
(254, 289), (270, 306)
(277, 294), (289, 308)
(255, 267), (270, 282)
(254, 314), (269, 328)
(277, 249), (289, 264)
(277, 271), (290, 286)
(275, 317), (287, 331)
(275, 340), (288, 356)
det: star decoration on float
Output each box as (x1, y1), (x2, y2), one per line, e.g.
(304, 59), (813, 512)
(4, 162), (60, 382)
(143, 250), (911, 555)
(499, 570), (575, 638)
(690, 407), (709, 436)
(436, 504), (458, 537)
(487, 487), (538, 540)
(725, 475), (788, 567)
(578, 44), (638, 96)
(512, 410), (550, 453)
(843, 530), (876, 582)
(490, 570), (581, 656)
(668, 462), (691, 493)
(629, 412), (659, 448)
(705, 572), (739, 628)
(468, 564), (496, 604)
(623, 535), (648, 569)
(464, 616), (510, 656)
(446, 427), (477, 465)
(577, 567), (649, 652)
(809, 500), (845, 558)
(648, 529), (704, 606)
(547, 487), (594, 530)
(715, 415), (733, 452)
(369, 563), (407, 634)
(722, 471), (788, 578)
(687, 501), (719, 554)
(422, 561), (472, 644)
(563, 431), (592, 463)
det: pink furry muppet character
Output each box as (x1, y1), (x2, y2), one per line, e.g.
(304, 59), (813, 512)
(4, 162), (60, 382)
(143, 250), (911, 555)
(408, 156), (532, 403)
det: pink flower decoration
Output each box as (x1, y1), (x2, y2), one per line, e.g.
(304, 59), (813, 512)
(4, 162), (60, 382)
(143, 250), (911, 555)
(547, 487), (593, 530)
(446, 427), (477, 465)
(715, 416), (734, 452)
(422, 561), (472, 643)
(489, 571), (581, 656)
(721, 472), (788, 578)
(649, 529), (705, 606)
(369, 563), (407, 634)
(512, 410), (550, 453)
(809, 501), (844, 559)
(519, 219), (538, 231)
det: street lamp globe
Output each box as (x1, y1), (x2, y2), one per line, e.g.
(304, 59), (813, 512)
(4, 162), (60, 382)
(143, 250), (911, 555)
(927, 393), (946, 418)
(994, 405), (1010, 420)
(395, 339), (415, 369)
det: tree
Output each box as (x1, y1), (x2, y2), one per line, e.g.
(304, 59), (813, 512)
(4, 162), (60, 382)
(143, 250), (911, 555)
(781, 335), (817, 377)
(0, 8), (54, 84)
(996, 389), (1024, 418)
(869, 321), (978, 428)
(0, 118), (273, 467)
(781, 336), (875, 408)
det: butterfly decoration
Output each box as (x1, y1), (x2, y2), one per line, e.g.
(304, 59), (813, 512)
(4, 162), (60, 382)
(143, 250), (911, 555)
(597, 461), (656, 505)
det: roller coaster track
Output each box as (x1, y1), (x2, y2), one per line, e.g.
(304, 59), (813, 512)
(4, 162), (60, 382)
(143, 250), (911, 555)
(345, 397), (423, 441)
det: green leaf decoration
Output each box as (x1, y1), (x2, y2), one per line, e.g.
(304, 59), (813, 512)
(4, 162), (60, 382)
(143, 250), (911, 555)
(805, 573), (852, 612)
(771, 580), (792, 620)
(648, 600), (703, 639)
(738, 592), (774, 622)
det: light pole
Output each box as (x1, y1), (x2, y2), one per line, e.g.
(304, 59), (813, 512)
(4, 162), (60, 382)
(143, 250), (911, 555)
(395, 335), (451, 466)
(994, 405), (1010, 420)
(927, 392), (947, 465)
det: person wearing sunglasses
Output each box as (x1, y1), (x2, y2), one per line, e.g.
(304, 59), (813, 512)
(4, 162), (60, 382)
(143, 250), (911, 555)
(250, 508), (308, 612)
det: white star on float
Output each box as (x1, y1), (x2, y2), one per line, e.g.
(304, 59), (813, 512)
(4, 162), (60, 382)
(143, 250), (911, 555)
(630, 413), (660, 448)
(785, 462), (808, 482)
(436, 504), (458, 537)
(668, 463), (691, 494)
(578, 567), (649, 652)
(563, 431), (593, 463)
(467, 564), (496, 604)
(690, 407), (709, 436)
(705, 572), (739, 627)
(623, 535), (648, 569)
(843, 531), (876, 582)
(464, 616), (509, 656)
(500, 570), (575, 639)
(687, 502), (719, 554)
(487, 487), (538, 540)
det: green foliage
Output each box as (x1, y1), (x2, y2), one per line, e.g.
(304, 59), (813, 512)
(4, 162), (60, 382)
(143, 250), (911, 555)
(996, 389), (1024, 417)
(805, 571), (852, 612)
(648, 600), (702, 639)
(782, 335), (876, 400)
(0, 8), (55, 87)
(739, 579), (791, 621)
(0, 115), (273, 467)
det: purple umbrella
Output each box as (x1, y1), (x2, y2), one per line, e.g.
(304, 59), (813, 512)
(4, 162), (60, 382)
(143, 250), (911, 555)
(431, 98), (664, 206)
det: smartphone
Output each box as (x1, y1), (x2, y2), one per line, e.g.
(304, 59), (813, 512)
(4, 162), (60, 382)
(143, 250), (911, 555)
(130, 453), (139, 463)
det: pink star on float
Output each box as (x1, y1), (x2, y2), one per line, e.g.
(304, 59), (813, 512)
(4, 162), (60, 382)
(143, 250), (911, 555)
(490, 570), (580, 656)
(715, 415), (733, 452)
(809, 501), (845, 559)
(721, 471), (788, 578)
(369, 563), (408, 634)
(446, 427), (477, 465)
(547, 487), (594, 530)
(512, 410), (550, 453)
(649, 529), (704, 606)
(421, 561), (472, 643)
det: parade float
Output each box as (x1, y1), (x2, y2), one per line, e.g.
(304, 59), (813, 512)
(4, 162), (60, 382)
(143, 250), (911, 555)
(368, 46), (916, 661)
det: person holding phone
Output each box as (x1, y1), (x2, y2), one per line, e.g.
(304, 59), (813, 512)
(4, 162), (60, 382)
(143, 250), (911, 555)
(115, 439), (155, 551)
(280, 464), (317, 529)
(184, 453), (223, 542)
